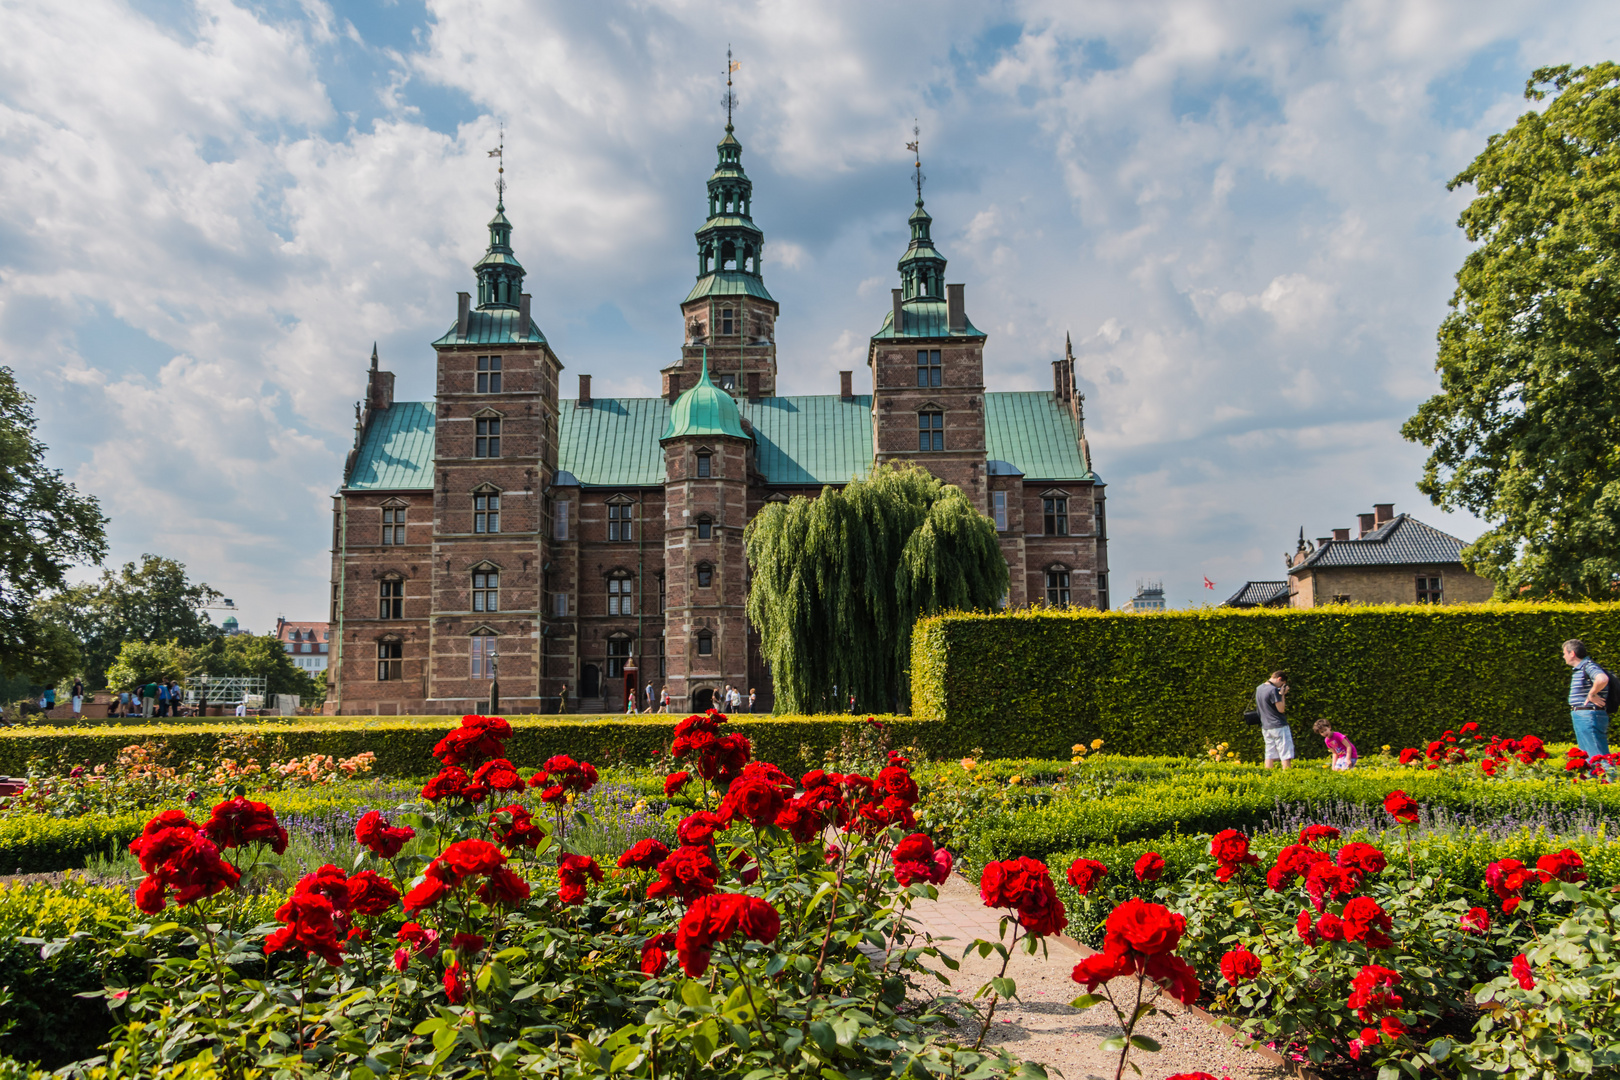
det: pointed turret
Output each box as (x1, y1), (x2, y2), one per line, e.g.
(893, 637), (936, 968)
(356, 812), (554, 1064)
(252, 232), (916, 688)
(685, 124), (773, 305)
(473, 196), (525, 310)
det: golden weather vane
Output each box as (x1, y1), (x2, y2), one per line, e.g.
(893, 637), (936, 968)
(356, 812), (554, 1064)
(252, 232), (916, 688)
(723, 46), (740, 127)
(487, 122), (505, 206)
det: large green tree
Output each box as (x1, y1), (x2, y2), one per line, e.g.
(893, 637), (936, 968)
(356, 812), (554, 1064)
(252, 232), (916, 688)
(1404, 63), (1620, 599)
(744, 464), (1008, 714)
(0, 367), (108, 683)
(105, 635), (315, 702)
(35, 554), (222, 690)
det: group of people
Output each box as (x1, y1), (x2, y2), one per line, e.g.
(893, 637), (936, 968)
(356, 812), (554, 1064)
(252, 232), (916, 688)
(110, 679), (190, 719)
(1251, 637), (1614, 770)
(623, 683), (757, 714)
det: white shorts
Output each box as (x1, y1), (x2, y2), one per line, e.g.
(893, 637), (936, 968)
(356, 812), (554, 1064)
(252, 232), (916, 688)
(1262, 726), (1295, 762)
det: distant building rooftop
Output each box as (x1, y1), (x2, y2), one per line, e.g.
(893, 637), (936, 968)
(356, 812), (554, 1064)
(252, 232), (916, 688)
(1223, 581), (1289, 608)
(1290, 514), (1467, 573)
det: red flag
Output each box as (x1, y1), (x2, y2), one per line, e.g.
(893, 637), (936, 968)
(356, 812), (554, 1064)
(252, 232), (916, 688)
(1203, 576), (1216, 590)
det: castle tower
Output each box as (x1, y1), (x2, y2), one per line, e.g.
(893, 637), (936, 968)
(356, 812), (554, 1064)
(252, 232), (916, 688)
(663, 121), (779, 401)
(867, 181), (990, 512)
(427, 189), (564, 710)
(661, 350), (752, 711)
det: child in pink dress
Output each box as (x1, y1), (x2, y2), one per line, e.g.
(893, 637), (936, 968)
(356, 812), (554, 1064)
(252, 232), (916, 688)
(1314, 718), (1357, 770)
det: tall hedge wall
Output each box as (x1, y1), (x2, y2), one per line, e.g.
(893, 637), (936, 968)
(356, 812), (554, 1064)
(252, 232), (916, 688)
(909, 603), (1620, 760)
(0, 715), (948, 777)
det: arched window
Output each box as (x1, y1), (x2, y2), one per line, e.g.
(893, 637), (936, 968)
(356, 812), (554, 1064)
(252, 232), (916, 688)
(696, 562), (713, 588)
(696, 514), (713, 540)
(697, 630), (714, 656)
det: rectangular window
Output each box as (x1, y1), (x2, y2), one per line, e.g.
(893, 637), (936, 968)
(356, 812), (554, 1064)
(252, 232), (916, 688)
(608, 503), (633, 542)
(470, 636), (496, 680)
(377, 641), (402, 681)
(553, 592), (569, 618)
(1045, 570), (1071, 607)
(1416, 576), (1443, 603)
(379, 580), (403, 620)
(697, 633), (713, 656)
(918, 411), (943, 452)
(476, 356), (503, 394)
(607, 638), (632, 678)
(475, 418), (501, 458)
(1043, 497), (1069, 536)
(697, 517), (712, 540)
(992, 491), (1007, 531)
(555, 500), (569, 540)
(696, 453), (711, 478)
(721, 308), (734, 336)
(472, 571), (499, 613)
(697, 564), (713, 588)
(608, 577), (633, 616)
(381, 507), (406, 545)
(916, 349), (942, 388)
(1095, 504), (1105, 537)
(474, 492), (500, 534)
(1332, 594), (1352, 604)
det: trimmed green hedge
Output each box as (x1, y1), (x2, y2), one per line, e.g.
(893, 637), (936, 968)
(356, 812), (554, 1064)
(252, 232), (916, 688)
(911, 603), (1620, 759)
(0, 714), (946, 779)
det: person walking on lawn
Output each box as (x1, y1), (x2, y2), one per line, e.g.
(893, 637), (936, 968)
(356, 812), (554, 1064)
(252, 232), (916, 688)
(1255, 669), (1294, 770)
(142, 678), (159, 719)
(71, 678), (84, 719)
(1564, 639), (1612, 758)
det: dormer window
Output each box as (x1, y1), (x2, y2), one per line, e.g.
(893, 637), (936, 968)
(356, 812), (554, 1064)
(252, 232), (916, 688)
(696, 514), (713, 540)
(476, 356), (502, 393)
(696, 452), (712, 478)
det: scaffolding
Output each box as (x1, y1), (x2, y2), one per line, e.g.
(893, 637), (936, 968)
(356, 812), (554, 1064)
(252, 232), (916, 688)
(183, 675), (268, 706)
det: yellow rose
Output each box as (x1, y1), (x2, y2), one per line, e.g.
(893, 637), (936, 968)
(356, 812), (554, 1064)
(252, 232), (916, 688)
(960, 758), (977, 771)
(1009, 774), (1023, 785)
(1091, 738), (1104, 750)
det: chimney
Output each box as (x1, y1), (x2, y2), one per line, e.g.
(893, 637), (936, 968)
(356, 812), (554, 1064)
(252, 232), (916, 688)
(1373, 503), (1395, 526)
(1052, 360), (1065, 397)
(946, 283), (965, 332)
(1317, 537), (1332, 549)
(1332, 528), (1350, 542)
(892, 288), (904, 333)
(577, 374), (592, 408)
(667, 372), (682, 402)
(747, 371), (760, 399)
(839, 370), (853, 400)
(457, 292), (471, 338)
(518, 293), (532, 338)
(1358, 512), (1376, 537)
(369, 369), (395, 412)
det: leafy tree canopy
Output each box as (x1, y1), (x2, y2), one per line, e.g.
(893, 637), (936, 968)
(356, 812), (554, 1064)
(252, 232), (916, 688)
(0, 367), (107, 683)
(35, 554), (222, 690)
(1403, 63), (1620, 599)
(105, 634), (315, 701)
(744, 464), (1008, 714)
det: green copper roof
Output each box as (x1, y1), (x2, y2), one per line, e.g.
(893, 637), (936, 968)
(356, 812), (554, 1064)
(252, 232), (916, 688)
(558, 398), (671, 486)
(663, 353), (750, 441)
(345, 402), (436, 490)
(739, 396), (874, 484)
(984, 392), (1093, 481)
(871, 299), (987, 340)
(683, 271), (776, 304)
(433, 308), (548, 347)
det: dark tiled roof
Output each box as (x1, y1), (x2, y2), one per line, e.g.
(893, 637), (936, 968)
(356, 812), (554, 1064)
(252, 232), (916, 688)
(1223, 580), (1289, 607)
(1292, 515), (1466, 571)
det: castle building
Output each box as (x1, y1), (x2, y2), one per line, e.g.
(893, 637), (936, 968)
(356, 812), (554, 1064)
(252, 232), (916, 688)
(327, 121), (1108, 715)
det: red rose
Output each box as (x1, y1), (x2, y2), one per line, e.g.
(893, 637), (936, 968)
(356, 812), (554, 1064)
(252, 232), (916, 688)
(618, 838), (672, 871)
(393, 922), (439, 971)
(647, 845), (720, 902)
(875, 765), (920, 805)
(432, 715), (512, 767)
(558, 854), (604, 904)
(444, 960), (467, 1003)
(1398, 748), (1421, 765)
(478, 866), (531, 906)
(640, 932), (676, 976)
(1016, 874), (1069, 937)
(1315, 913), (1346, 942)
(1103, 897), (1183, 957)
(663, 771), (692, 796)
(1133, 852), (1165, 882)
(1295, 909), (1318, 946)
(489, 804), (547, 850)
(675, 893), (781, 976)
(1065, 858), (1108, 896)
(470, 758), (524, 793)
(439, 839), (506, 881)
(677, 810), (730, 847)
(1305, 863), (1361, 913)
(1070, 949), (1138, 991)
(1144, 953), (1201, 1005)
(402, 875), (452, 913)
(1298, 825), (1341, 846)
(1511, 953), (1536, 990)
(1536, 849), (1587, 884)
(265, 892), (345, 966)
(774, 801), (821, 844)
(720, 774), (787, 829)
(1164, 1075), (1219, 1080)
(1347, 964), (1403, 1021)
(1219, 947), (1261, 986)
(202, 797), (289, 854)
(1342, 896), (1393, 949)
(1268, 843), (1329, 891)
(699, 734), (752, 786)
(1336, 842), (1387, 876)
(1460, 907), (1491, 935)
(421, 766), (471, 802)
(345, 870), (400, 916)
(1383, 791), (1419, 824)
(1210, 829), (1259, 881)
(355, 811), (415, 858)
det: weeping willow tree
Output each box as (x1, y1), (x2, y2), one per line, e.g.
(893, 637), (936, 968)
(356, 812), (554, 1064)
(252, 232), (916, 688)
(744, 464), (1007, 714)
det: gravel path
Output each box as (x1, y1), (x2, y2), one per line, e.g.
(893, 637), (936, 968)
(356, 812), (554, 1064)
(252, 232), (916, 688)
(906, 873), (1290, 1080)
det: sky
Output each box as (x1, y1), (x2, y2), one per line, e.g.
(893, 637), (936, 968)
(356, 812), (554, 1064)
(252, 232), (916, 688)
(4, 0), (1617, 627)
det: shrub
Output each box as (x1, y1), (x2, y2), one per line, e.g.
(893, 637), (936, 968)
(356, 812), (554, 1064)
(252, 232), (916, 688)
(911, 603), (1620, 759)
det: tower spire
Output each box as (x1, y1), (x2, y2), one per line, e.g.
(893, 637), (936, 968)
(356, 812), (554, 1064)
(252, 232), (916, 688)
(906, 120), (925, 205)
(488, 123), (505, 210)
(722, 47), (739, 132)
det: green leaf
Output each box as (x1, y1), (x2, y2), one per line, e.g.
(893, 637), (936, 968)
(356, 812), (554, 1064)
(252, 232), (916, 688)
(1069, 994), (1103, 1009)
(990, 977), (1016, 999)
(681, 980), (712, 1009)
(808, 1021), (837, 1054)
(691, 1018), (719, 1062)
(1098, 1036), (1127, 1053)
(1128, 1035), (1161, 1052)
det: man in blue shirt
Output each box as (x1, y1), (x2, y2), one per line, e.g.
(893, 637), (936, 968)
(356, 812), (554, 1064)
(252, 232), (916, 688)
(1563, 639), (1611, 758)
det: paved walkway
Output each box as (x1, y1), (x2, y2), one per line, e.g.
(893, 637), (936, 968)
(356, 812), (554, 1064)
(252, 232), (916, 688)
(900, 873), (1292, 1080)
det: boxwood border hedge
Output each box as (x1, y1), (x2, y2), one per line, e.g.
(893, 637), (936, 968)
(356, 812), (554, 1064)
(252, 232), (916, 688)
(911, 603), (1620, 760)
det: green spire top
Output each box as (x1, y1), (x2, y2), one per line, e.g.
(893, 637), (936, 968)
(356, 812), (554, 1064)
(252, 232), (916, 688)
(663, 347), (750, 442)
(686, 50), (772, 303)
(474, 125), (524, 309)
(898, 122), (944, 301)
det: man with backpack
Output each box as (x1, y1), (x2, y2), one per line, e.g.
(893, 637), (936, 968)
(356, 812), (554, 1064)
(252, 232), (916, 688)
(1563, 639), (1612, 758)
